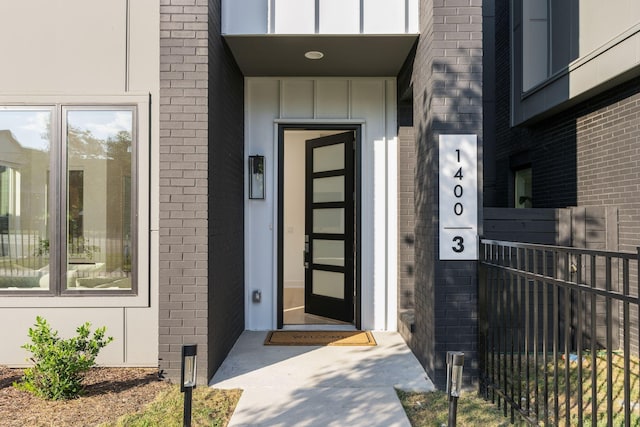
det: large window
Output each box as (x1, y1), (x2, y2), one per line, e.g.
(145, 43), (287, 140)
(517, 0), (579, 92)
(0, 106), (136, 294)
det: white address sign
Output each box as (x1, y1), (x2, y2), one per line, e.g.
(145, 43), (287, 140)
(439, 135), (478, 260)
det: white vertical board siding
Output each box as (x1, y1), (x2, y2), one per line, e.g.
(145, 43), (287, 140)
(244, 77), (398, 331)
(407, 0), (419, 33)
(316, 80), (350, 118)
(274, 0), (315, 34)
(282, 80), (315, 118)
(363, 0), (405, 34)
(222, 0), (268, 34)
(223, 0), (418, 35)
(245, 79), (281, 330)
(319, 0), (360, 34)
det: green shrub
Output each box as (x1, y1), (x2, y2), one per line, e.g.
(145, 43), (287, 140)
(15, 316), (113, 400)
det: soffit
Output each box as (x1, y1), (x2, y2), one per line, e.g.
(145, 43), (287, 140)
(224, 34), (418, 77)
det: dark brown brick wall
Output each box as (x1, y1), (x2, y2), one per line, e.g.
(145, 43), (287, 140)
(398, 126), (416, 314)
(575, 88), (640, 254)
(490, 0), (640, 354)
(410, 0), (483, 389)
(207, 0), (245, 377)
(159, 0), (244, 384)
(159, 0), (210, 384)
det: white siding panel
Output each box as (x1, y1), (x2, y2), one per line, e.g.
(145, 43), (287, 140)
(350, 80), (386, 330)
(222, 0), (268, 34)
(408, 0), (419, 33)
(363, 0), (405, 34)
(316, 80), (350, 119)
(580, 0), (640, 56)
(129, 0), (160, 92)
(0, 0), (127, 93)
(274, 0), (315, 34)
(319, 0), (360, 34)
(245, 79), (281, 330)
(385, 79), (398, 331)
(124, 306), (158, 365)
(1, 308), (125, 367)
(282, 80), (314, 118)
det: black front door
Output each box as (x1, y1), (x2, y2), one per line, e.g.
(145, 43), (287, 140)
(304, 131), (355, 323)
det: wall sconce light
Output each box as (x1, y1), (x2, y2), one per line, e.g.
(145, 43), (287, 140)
(181, 344), (197, 427)
(249, 155), (265, 199)
(446, 351), (464, 427)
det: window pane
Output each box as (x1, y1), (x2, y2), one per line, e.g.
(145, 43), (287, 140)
(515, 168), (532, 208)
(66, 110), (133, 290)
(312, 270), (344, 299)
(313, 208), (344, 234)
(313, 176), (344, 203)
(313, 143), (344, 173)
(313, 239), (344, 266)
(0, 109), (52, 290)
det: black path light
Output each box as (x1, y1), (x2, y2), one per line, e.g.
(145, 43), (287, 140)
(181, 344), (197, 427)
(446, 351), (464, 427)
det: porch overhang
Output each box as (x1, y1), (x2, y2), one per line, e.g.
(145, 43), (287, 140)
(223, 34), (418, 76)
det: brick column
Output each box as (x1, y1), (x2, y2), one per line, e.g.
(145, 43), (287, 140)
(159, 0), (209, 384)
(412, 0), (483, 389)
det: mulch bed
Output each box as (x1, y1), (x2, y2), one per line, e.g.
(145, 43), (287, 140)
(0, 365), (170, 427)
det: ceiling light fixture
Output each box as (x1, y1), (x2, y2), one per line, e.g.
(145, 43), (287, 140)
(304, 51), (324, 60)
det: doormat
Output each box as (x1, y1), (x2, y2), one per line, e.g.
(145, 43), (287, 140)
(264, 330), (376, 346)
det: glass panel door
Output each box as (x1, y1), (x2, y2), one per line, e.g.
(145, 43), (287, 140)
(304, 131), (354, 322)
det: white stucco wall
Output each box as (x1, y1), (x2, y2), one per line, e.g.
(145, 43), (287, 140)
(0, 0), (159, 367)
(244, 77), (398, 331)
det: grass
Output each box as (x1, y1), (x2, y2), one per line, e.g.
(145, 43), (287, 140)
(547, 351), (639, 426)
(400, 351), (640, 426)
(100, 386), (242, 427)
(486, 350), (640, 426)
(398, 390), (515, 427)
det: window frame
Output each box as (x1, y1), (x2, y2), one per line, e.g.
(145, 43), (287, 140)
(513, 166), (532, 209)
(0, 94), (150, 308)
(61, 105), (138, 297)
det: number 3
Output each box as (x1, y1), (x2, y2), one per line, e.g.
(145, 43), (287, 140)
(452, 236), (464, 253)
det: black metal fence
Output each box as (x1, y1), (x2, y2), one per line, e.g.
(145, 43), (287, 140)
(479, 239), (640, 426)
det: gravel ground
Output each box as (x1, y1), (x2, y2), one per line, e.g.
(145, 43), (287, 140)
(0, 365), (170, 427)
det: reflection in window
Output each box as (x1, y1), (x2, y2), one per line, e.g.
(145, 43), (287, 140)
(0, 109), (52, 290)
(66, 110), (133, 290)
(0, 107), (136, 293)
(515, 167), (532, 208)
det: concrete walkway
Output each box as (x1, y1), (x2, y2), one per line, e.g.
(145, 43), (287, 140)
(210, 331), (435, 427)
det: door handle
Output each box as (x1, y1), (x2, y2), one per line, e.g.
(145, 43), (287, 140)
(303, 234), (310, 268)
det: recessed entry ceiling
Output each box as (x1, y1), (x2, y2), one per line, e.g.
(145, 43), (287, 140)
(223, 35), (418, 77)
